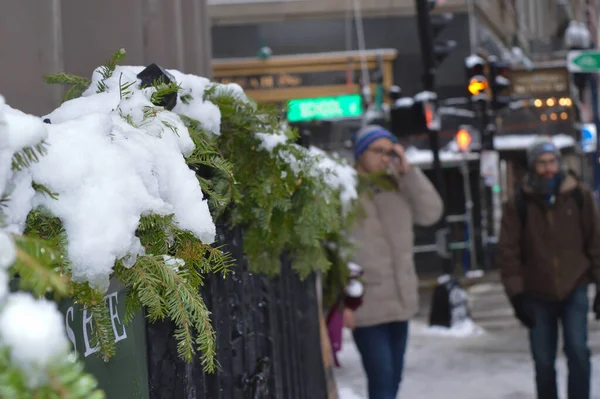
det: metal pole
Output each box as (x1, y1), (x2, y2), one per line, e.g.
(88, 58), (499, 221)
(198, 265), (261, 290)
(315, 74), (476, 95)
(590, 74), (600, 204)
(460, 154), (477, 271)
(415, 0), (452, 274)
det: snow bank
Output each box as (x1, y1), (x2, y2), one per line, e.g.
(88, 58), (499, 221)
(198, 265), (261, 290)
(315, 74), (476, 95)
(411, 318), (485, 338)
(1, 64), (223, 291)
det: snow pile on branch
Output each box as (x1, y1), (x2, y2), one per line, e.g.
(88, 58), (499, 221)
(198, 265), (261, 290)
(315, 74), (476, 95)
(307, 146), (358, 214)
(254, 132), (358, 212)
(0, 293), (69, 387)
(0, 99), (69, 387)
(2, 64), (223, 291)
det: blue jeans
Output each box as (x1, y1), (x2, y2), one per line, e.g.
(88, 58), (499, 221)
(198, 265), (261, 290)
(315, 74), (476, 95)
(528, 285), (591, 399)
(353, 321), (409, 399)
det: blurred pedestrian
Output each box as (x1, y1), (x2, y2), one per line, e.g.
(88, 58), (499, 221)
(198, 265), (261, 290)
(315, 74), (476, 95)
(347, 125), (443, 399)
(497, 137), (600, 399)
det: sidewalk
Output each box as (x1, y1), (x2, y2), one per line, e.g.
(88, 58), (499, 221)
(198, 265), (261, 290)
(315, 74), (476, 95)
(334, 278), (600, 399)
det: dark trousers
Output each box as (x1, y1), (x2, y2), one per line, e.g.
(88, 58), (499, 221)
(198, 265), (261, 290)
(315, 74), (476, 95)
(353, 321), (409, 399)
(528, 285), (591, 399)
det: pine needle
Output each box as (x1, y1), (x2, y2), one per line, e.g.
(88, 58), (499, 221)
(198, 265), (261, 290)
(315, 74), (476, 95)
(11, 143), (48, 171)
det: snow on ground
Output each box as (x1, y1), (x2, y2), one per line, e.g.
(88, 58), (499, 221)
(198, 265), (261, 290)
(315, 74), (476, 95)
(335, 281), (600, 398)
(335, 325), (600, 399)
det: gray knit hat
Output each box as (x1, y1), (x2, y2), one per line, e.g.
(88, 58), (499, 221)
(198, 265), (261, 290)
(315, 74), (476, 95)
(527, 137), (560, 168)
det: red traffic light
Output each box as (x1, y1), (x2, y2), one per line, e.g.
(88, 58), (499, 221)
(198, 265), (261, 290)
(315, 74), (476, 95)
(456, 129), (472, 151)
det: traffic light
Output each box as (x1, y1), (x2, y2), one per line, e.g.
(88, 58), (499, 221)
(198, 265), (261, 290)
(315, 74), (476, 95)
(489, 59), (512, 111)
(468, 77), (488, 96)
(429, 8), (456, 67)
(389, 93), (439, 137)
(390, 96), (416, 137)
(416, 0), (456, 90)
(455, 128), (472, 152)
(464, 54), (489, 102)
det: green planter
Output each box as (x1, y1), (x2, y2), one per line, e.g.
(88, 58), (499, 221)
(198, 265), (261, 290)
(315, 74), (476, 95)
(59, 279), (149, 399)
(10, 278), (150, 399)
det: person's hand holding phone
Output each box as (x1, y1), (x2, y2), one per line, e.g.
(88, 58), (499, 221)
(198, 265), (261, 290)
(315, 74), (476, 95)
(392, 143), (410, 175)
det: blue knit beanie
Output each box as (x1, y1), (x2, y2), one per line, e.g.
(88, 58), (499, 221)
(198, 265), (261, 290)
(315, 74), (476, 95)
(353, 125), (398, 160)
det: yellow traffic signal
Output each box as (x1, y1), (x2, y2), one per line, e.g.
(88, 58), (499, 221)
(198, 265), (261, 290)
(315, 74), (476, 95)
(456, 128), (472, 151)
(468, 77), (488, 96)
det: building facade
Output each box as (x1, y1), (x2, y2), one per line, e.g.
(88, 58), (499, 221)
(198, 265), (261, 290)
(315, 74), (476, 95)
(0, 0), (212, 117)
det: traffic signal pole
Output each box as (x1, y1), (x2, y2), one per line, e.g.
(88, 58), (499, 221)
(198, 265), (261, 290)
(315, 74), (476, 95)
(415, 0), (453, 274)
(478, 102), (496, 268)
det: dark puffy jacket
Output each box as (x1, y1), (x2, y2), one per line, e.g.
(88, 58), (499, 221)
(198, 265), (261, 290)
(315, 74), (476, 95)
(497, 174), (600, 300)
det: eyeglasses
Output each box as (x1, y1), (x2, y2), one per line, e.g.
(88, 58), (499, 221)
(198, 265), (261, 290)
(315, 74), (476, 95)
(535, 158), (558, 167)
(368, 148), (396, 158)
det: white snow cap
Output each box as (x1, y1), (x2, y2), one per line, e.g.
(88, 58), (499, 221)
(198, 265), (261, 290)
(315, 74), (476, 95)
(347, 262), (363, 277)
(2, 63), (223, 291)
(0, 95), (49, 226)
(395, 97), (414, 108)
(464, 54), (485, 68)
(308, 146), (358, 214)
(254, 131), (359, 213)
(345, 279), (364, 298)
(414, 91), (437, 102)
(0, 293), (70, 387)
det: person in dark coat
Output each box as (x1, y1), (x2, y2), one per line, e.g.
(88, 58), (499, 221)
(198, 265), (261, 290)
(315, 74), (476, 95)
(497, 138), (600, 399)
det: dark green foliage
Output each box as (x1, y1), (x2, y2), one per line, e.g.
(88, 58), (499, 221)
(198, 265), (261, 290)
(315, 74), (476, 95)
(0, 348), (106, 399)
(201, 88), (361, 278)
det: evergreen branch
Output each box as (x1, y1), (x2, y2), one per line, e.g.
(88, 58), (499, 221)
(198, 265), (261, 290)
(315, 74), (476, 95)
(0, 193), (9, 207)
(118, 74), (136, 100)
(71, 283), (116, 362)
(44, 73), (91, 103)
(96, 48), (127, 93)
(24, 208), (64, 242)
(31, 182), (59, 200)
(151, 81), (181, 107)
(180, 93), (193, 104)
(115, 256), (217, 371)
(10, 234), (69, 298)
(0, 347), (106, 398)
(11, 143), (48, 171)
(196, 175), (230, 216)
(173, 231), (233, 277)
(62, 85), (87, 103)
(123, 289), (143, 325)
(203, 87), (362, 278)
(44, 358), (106, 399)
(44, 73), (91, 88)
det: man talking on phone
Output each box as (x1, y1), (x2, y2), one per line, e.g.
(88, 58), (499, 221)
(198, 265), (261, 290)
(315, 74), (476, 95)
(346, 125), (443, 399)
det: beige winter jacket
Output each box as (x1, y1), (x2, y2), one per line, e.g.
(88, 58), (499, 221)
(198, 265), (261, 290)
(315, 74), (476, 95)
(351, 167), (443, 328)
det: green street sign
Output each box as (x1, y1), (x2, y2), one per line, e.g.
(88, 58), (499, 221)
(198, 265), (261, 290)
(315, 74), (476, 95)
(287, 94), (363, 122)
(567, 50), (600, 72)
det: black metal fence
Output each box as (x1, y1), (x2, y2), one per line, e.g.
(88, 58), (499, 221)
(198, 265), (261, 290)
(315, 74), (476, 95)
(146, 226), (327, 399)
